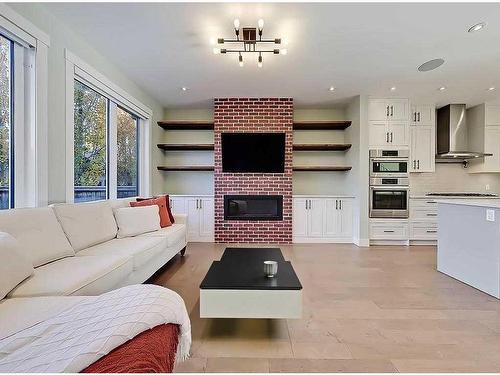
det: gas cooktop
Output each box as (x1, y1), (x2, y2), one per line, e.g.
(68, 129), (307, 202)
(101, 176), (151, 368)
(425, 192), (498, 197)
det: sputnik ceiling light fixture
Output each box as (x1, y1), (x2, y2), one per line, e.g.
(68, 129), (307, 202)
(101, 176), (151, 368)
(212, 18), (287, 68)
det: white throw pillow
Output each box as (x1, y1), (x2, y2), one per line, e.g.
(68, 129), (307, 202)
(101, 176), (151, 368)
(0, 232), (34, 299)
(114, 206), (161, 238)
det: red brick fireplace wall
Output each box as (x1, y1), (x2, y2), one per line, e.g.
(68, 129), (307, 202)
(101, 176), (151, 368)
(214, 98), (293, 243)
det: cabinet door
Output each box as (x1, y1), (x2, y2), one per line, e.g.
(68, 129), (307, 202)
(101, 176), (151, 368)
(486, 105), (500, 126)
(308, 199), (324, 238)
(293, 198), (309, 238)
(369, 99), (389, 120)
(483, 127), (500, 172)
(324, 199), (340, 237)
(410, 126), (435, 172)
(338, 199), (353, 238)
(388, 122), (408, 146)
(169, 196), (185, 214)
(185, 198), (201, 241)
(387, 99), (408, 121)
(199, 198), (214, 241)
(415, 105), (434, 126)
(369, 121), (389, 147)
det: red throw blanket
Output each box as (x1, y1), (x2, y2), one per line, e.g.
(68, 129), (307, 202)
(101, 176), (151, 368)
(82, 324), (179, 373)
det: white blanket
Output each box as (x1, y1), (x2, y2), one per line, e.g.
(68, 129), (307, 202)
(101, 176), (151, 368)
(0, 284), (191, 373)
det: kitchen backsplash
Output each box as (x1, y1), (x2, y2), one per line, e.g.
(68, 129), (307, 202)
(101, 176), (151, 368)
(410, 163), (500, 195)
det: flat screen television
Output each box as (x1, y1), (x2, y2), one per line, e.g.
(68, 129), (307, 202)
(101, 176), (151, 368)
(221, 132), (285, 173)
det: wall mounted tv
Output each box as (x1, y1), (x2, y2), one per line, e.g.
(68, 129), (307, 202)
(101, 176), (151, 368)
(221, 132), (286, 173)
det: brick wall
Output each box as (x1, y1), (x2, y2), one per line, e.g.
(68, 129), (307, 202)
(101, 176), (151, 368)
(214, 98), (293, 243)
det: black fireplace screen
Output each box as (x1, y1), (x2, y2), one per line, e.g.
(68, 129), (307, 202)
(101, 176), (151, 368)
(224, 195), (283, 221)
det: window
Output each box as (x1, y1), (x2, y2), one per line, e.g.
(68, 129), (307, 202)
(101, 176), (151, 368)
(73, 81), (108, 203)
(0, 35), (13, 210)
(117, 107), (138, 198)
(72, 80), (141, 203)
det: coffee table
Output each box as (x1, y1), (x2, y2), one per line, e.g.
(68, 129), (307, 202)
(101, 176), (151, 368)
(200, 248), (302, 319)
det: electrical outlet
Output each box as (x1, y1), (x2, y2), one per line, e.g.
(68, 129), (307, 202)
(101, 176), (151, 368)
(486, 184), (490, 191)
(486, 209), (495, 222)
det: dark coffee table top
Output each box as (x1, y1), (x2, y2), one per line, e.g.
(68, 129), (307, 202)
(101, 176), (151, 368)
(200, 248), (302, 290)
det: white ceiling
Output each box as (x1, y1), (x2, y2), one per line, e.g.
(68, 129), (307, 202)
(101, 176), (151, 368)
(44, 2), (500, 109)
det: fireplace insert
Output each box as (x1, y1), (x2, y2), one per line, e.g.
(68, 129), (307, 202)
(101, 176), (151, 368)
(224, 195), (283, 221)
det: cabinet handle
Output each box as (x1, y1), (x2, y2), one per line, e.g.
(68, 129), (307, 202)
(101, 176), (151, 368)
(426, 213), (437, 216)
(339, 200), (342, 210)
(196, 199), (199, 209)
(386, 105), (389, 116)
(390, 132), (393, 143)
(390, 106), (394, 117)
(417, 160), (420, 169)
(426, 201), (437, 204)
(413, 112), (416, 122)
(335, 200), (338, 210)
(426, 230), (437, 233)
(383, 230), (395, 233)
(200, 199), (203, 209)
(418, 112), (421, 122)
(386, 132), (389, 143)
(305, 200), (308, 210)
(413, 160), (416, 169)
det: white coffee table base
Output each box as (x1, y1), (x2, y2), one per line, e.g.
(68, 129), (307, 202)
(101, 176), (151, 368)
(200, 289), (302, 319)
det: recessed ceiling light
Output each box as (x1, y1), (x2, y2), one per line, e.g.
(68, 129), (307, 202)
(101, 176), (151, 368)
(488, 87), (496, 91)
(390, 87), (396, 91)
(439, 86), (446, 91)
(329, 86), (335, 92)
(418, 58), (445, 72)
(181, 87), (188, 92)
(468, 22), (486, 33)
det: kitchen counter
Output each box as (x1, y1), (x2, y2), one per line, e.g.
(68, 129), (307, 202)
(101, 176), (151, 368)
(437, 200), (500, 298)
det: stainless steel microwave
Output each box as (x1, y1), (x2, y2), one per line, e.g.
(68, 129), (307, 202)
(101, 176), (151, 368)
(369, 149), (409, 179)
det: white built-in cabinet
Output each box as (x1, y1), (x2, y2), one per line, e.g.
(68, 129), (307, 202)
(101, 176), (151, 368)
(169, 195), (214, 242)
(468, 104), (500, 173)
(369, 99), (409, 148)
(409, 104), (436, 173)
(293, 196), (353, 243)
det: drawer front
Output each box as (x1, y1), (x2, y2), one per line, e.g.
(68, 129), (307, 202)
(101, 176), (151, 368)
(410, 222), (438, 240)
(410, 198), (438, 208)
(411, 207), (438, 221)
(370, 223), (408, 240)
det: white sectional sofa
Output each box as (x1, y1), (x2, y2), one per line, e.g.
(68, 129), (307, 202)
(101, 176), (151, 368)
(0, 198), (187, 298)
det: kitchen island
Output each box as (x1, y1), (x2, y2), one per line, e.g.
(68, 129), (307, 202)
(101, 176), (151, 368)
(437, 199), (500, 298)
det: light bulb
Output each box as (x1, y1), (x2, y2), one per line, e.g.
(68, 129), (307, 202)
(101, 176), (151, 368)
(281, 48), (288, 55)
(258, 19), (264, 30)
(233, 18), (240, 30)
(213, 47), (220, 54)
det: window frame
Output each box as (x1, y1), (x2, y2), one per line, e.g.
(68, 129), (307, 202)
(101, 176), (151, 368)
(65, 50), (152, 203)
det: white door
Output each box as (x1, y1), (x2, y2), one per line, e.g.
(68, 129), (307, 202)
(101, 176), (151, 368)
(199, 198), (214, 241)
(388, 122), (408, 147)
(338, 199), (353, 238)
(293, 198), (309, 238)
(169, 196), (185, 215)
(483, 127), (500, 172)
(369, 99), (389, 121)
(387, 99), (408, 121)
(415, 105), (434, 126)
(324, 198), (340, 237)
(186, 198), (201, 241)
(308, 198), (324, 237)
(410, 126), (435, 172)
(369, 121), (389, 147)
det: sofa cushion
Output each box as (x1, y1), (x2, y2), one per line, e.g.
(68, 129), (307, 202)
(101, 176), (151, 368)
(130, 196), (172, 228)
(0, 232), (34, 299)
(114, 206), (161, 238)
(8, 255), (132, 298)
(77, 236), (166, 270)
(139, 224), (186, 247)
(52, 201), (118, 252)
(0, 207), (75, 267)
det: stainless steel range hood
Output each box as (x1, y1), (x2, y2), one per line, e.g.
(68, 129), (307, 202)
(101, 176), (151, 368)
(436, 104), (491, 160)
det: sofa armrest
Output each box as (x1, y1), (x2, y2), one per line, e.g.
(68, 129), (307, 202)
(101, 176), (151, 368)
(173, 214), (187, 225)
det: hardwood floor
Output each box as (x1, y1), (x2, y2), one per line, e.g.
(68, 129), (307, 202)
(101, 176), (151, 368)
(150, 243), (500, 373)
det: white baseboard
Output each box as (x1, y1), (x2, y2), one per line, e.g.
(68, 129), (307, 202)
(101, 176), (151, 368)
(370, 239), (410, 246)
(353, 238), (370, 247)
(409, 239), (437, 246)
(292, 237), (353, 244)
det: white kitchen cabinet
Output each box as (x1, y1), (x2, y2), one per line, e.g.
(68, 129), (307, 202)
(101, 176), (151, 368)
(410, 126), (435, 172)
(369, 219), (408, 241)
(293, 196), (353, 243)
(409, 198), (438, 243)
(410, 104), (435, 126)
(369, 98), (409, 148)
(468, 104), (500, 173)
(172, 195), (214, 242)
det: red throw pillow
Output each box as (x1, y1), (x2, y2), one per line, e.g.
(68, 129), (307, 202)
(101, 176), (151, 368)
(130, 196), (172, 228)
(136, 195), (175, 224)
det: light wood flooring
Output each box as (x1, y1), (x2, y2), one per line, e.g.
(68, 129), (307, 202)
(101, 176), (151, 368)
(150, 243), (500, 373)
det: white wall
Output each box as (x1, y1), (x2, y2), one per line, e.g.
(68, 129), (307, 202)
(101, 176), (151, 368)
(7, 3), (164, 204)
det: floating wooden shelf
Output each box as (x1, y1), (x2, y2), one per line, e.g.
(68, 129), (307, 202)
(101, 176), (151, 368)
(293, 144), (352, 151)
(157, 166), (214, 171)
(157, 120), (214, 130)
(292, 166), (352, 172)
(157, 144), (214, 151)
(293, 121), (351, 130)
